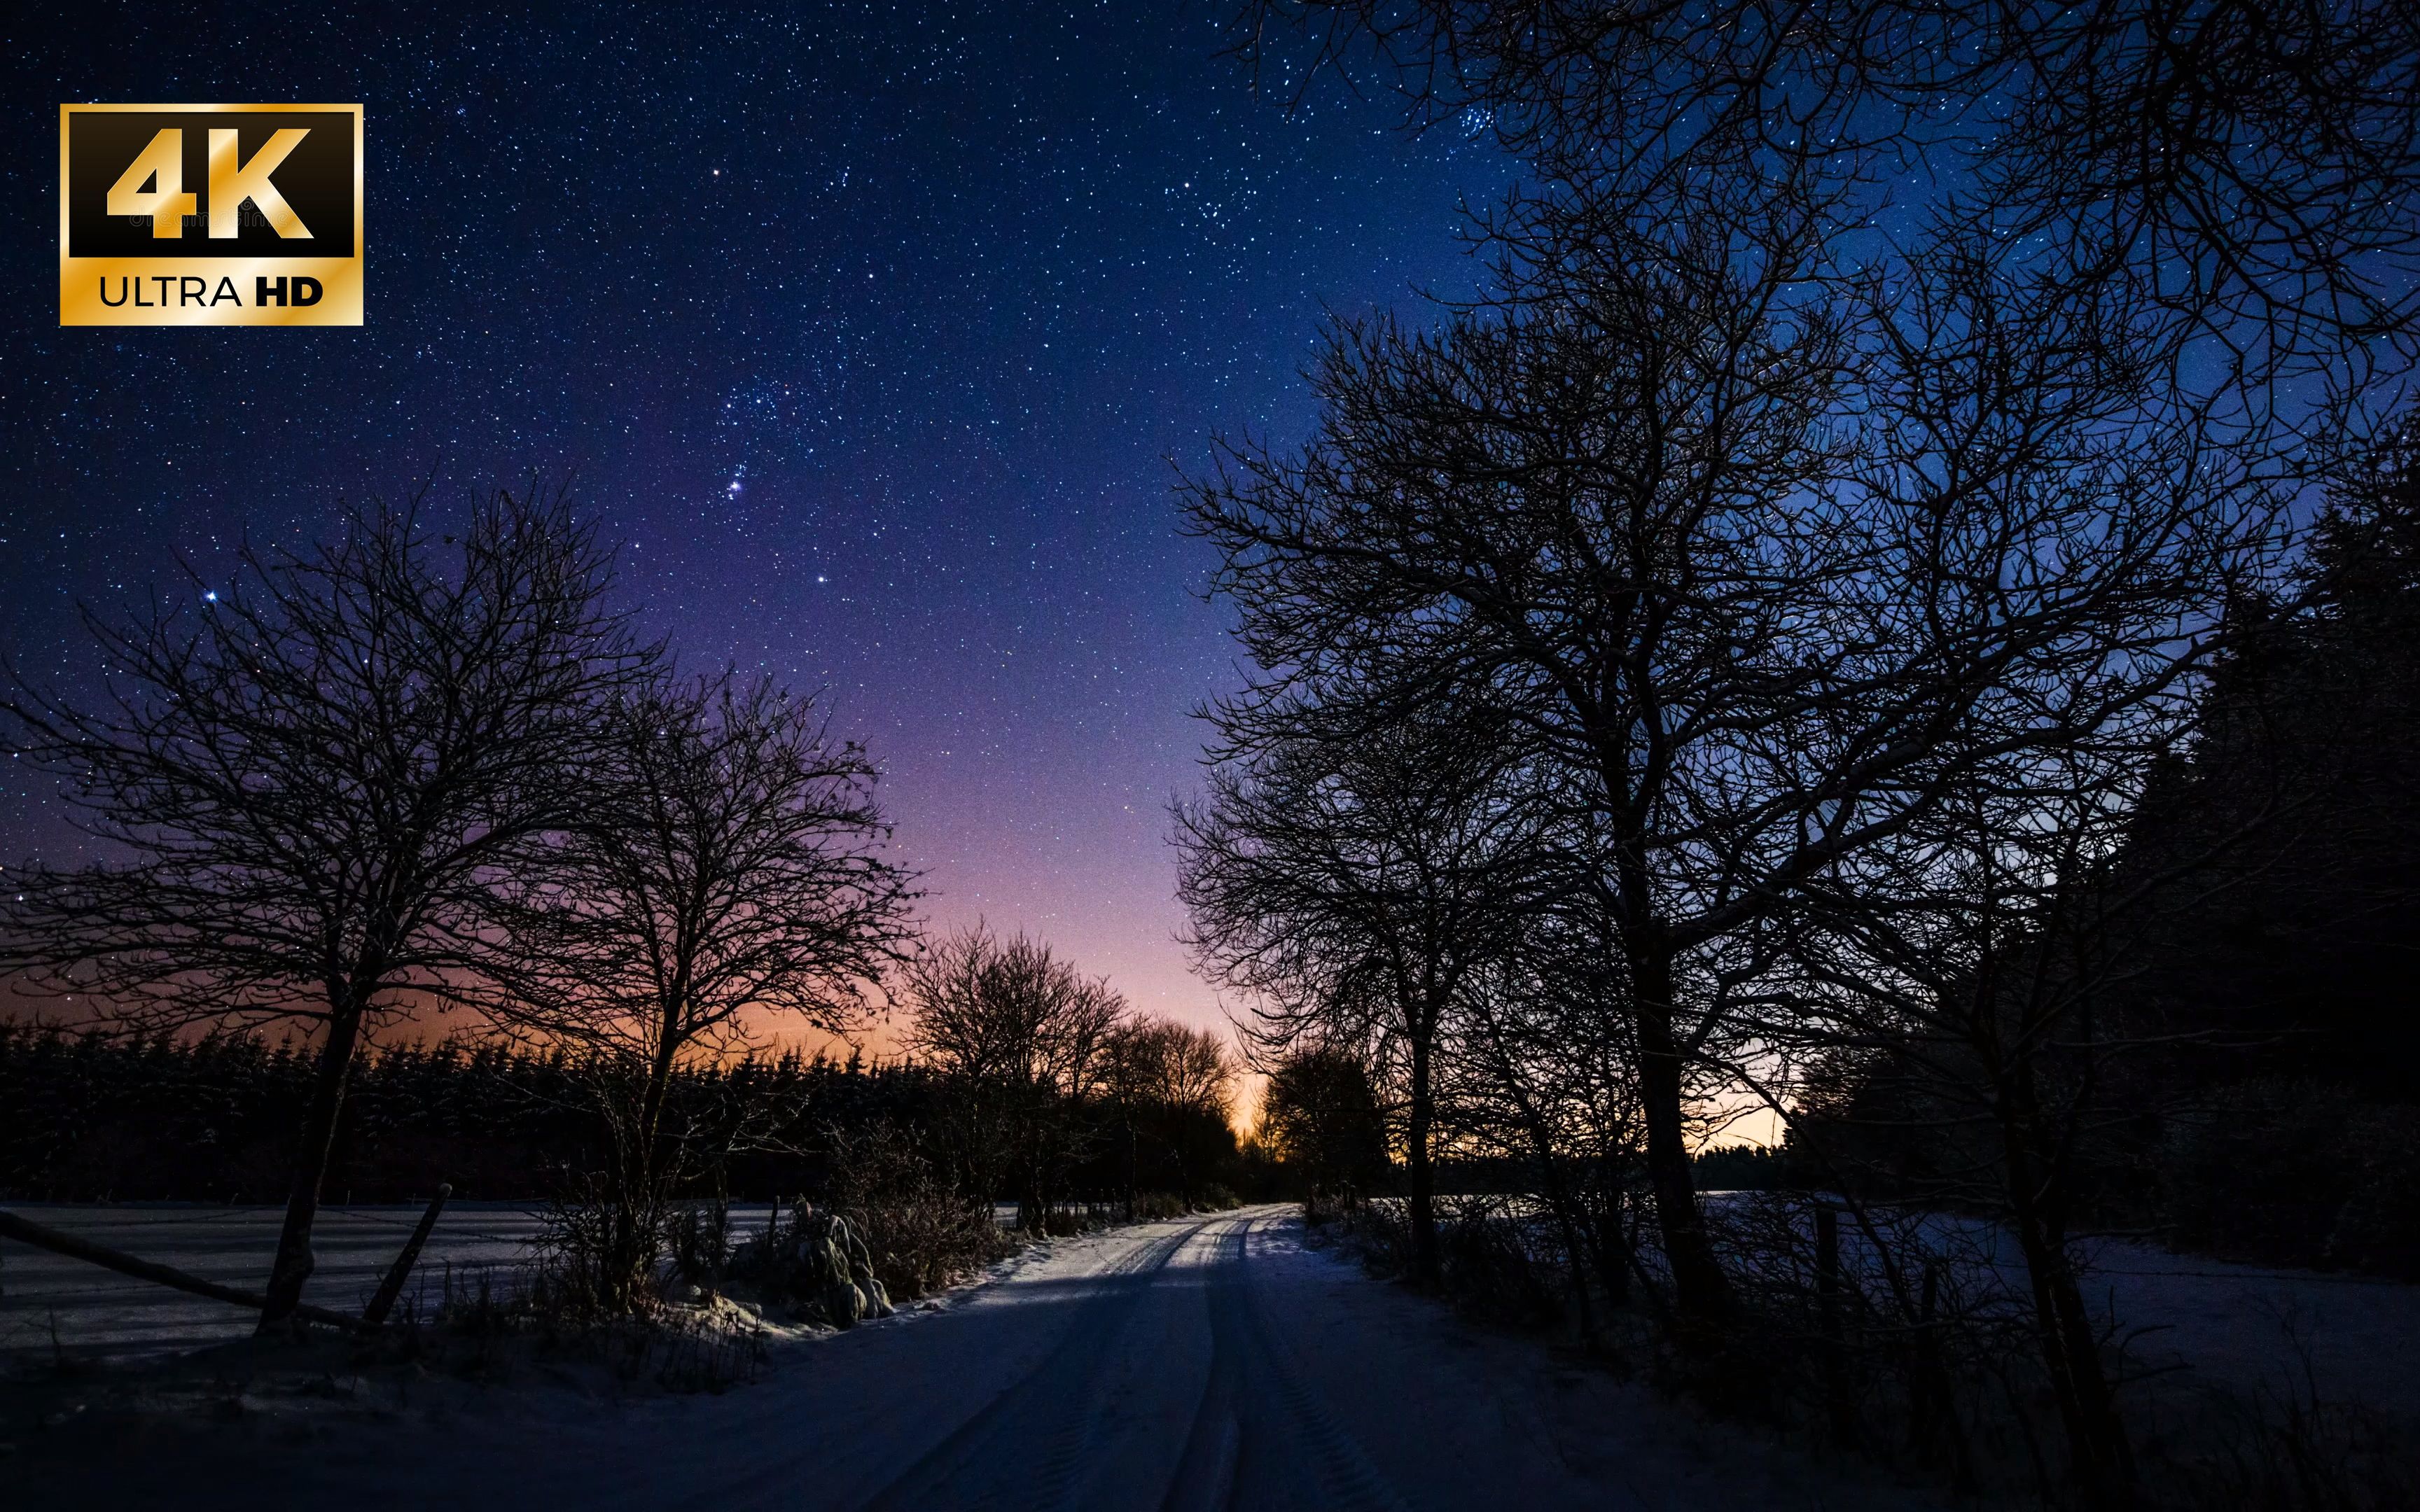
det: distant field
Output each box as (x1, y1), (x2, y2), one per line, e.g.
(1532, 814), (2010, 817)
(0, 1203), (775, 1370)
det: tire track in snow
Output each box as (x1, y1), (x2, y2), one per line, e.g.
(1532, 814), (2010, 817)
(1159, 1219), (1247, 1512)
(854, 1216), (1216, 1511)
(1164, 1215), (1410, 1512)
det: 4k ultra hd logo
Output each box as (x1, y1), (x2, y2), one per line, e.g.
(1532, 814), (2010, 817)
(60, 104), (363, 326)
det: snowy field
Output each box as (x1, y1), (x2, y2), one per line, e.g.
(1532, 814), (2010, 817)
(1, 1202), (1071, 1371)
(0, 1203), (772, 1370)
(1816, 1209), (2420, 1426)
(2064, 1233), (2420, 1424)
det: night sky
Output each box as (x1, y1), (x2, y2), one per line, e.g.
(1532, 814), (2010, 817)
(0, 4), (1505, 1043)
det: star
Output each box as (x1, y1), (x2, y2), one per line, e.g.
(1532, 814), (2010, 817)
(1, 3), (1502, 1048)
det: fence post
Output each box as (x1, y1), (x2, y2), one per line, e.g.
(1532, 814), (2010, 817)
(361, 1183), (452, 1327)
(1814, 1202), (1858, 1448)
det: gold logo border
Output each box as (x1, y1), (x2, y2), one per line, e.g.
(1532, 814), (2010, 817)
(60, 103), (365, 328)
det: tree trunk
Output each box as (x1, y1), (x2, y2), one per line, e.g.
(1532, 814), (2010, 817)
(632, 1000), (687, 1200)
(1585, 1167), (1634, 1307)
(2001, 1109), (2134, 1507)
(257, 1002), (365, 1331)
(1629, 937), (1732, 1320)
(1534, 1147), (1599, 1345)
(1405, 1028), (1440, 1286)
(637, 1042), (680, 1188)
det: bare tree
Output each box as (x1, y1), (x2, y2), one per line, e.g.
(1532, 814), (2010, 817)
(479, 670), (917, 1306)
(1232, 0), (2420, 391)
(1753, 401), (2400, 1500)
(1101, 1018), (1239, 1210)
(1772, 780), (2160, 1493)
(1105, 1019), (1237, 1124)
(1185, 169), (2285, 1335)
(1202, 4), (2407, 1499)
(1256, 1041), (1391, 1208)
(0, 488), (646, 1327)
(902, 925), (1128, 1231)
(1442, 900), (1655, 1323)
(1177, 704), (1538, 1284)
(1183, 211), (1845, 1315)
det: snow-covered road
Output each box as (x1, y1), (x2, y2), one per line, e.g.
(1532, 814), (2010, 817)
(16, 1206), (1934, 1511)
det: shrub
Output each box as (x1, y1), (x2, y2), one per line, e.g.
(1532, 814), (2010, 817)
(821, 1120), (1020, 1301)
(529, 1180), (667, 1320)
(727, 1201), (893, 1325)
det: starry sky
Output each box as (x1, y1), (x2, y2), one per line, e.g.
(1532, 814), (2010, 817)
(0, 4), (1508, 1046)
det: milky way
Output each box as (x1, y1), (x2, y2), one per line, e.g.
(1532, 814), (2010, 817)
(0, 5), (1507, 1038)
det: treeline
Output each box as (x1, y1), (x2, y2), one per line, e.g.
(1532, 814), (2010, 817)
(1199, 3), (2419, 1505)
(0, 1020), (1247, 1210)
(0, 1025), (906, 1204)
(1795, 472), (2420, 1278)
(898, 926), (1249, 1228)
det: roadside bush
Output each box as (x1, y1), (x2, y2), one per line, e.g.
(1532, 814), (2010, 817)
(1433, 1196), (1565, 1330)
(2148, 1381), (2420, 1512)
(387, 1254), (767, 1394)
(822, 1120), (1020, 1301)
(727, 1201), (895, 1326)
(1127, 1187), (1241, 1220)
(667, 1201), (735, 1292)
(530, 1180), (667, 1320)
(1300, 1188), (1356, 1229)
(1305, 1196), (1564, 1331)
(1693, 1194), (2039, 1485)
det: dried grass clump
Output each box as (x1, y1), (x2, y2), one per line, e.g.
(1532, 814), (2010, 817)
(822, 1121), (1020, 1301)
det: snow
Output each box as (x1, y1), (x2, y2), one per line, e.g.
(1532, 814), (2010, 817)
(12, 1206), (1942, 1509)
(8, 1202), (2413, 1507)
(1865, 1211), (2420, 1428)
(1, 1203), (771, 1369)
(2070, 1234), (2420, 1427)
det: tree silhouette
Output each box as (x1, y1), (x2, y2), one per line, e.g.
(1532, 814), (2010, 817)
(476, 669), (917, 1306)
(1, 487), (648, 1327)
(903, 925), (1129, 1231)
